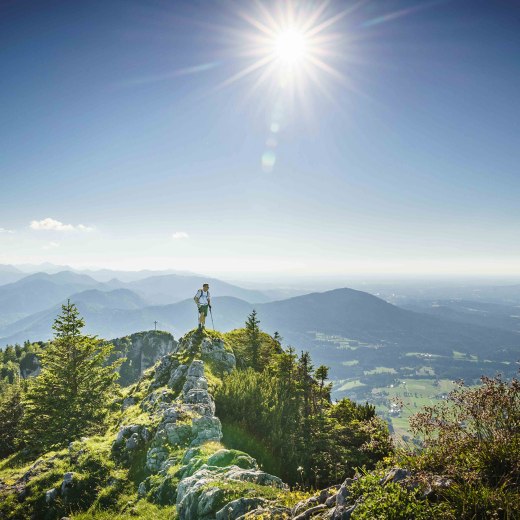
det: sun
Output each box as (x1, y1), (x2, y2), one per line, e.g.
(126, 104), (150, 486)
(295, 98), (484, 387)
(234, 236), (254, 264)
(274, 28), (308, 65)
(219, 1), (351, 95)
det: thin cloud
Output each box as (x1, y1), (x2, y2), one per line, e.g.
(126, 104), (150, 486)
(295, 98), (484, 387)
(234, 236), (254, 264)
(30, 218), (94, 232)
(0, 227), (14, 234)
(42, 241), (60, 250)
(77, 224), (94, 232)
(172, 231), (189, 240)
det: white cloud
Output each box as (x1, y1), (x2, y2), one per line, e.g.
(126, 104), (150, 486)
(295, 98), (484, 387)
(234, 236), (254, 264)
(172, 231), (189, 240)
(77, 224), (94, 232)
(0, 228), (14, 234)
(30, 218), (94, 232)
(42, 241), (60, 250)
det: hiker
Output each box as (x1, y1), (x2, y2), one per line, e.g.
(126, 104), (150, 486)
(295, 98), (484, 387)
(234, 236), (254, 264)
(194, 283), (211, 331)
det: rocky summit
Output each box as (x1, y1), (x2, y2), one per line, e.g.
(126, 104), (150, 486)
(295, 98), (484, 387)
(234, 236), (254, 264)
(108, 329), (374, 520)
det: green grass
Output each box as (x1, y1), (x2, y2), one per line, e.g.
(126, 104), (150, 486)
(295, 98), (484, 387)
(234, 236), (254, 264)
(72, 497), (178, 519)
(452, 350), (478, 361)
(363, 366), (397, 375)
(371, 378), (481, 443)
(337, 379), (366, 391)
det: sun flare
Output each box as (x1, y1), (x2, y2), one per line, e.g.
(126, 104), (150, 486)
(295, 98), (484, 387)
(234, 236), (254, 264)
(274, 28), (308, 65)
(220, 1), (351, 96)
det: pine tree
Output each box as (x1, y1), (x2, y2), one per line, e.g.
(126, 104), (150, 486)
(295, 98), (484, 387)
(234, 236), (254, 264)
(22, 300), (122, 451)
(3, 346), (16, 363)
(315, 365), (331, 404)
(245, 310), (261, 370)
(0, 380), (23, 457)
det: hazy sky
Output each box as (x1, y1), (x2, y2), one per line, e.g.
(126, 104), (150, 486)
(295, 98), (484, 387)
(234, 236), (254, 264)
(1, 0), (519, 278)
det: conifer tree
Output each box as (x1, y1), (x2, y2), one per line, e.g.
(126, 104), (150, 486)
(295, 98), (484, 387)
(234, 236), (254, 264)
(0, 379), (23, 457)
(22, 300), (122, 451)
(315, 365), (331, 404)
(245, 309), (261, 370)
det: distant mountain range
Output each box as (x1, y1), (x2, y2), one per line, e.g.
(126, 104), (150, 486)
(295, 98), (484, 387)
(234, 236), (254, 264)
(400, 299), (520, 333)
(1, 285), (519, 365)
(0, 270), (269, 324)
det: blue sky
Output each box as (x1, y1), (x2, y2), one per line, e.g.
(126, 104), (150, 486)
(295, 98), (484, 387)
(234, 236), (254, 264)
(1, 0), (519, 278)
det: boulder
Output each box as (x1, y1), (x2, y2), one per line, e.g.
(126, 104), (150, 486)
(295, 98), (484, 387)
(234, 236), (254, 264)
(293, 496), (319, 516)
(221, 466), (286, 489)
(336, 478), (355, 506)
(61, 472), (74, 496)
(176, 468), (225, 520)
(122, 396), (136, 410)
(169, 364), (188, 390)
(235, 506), (291, 519)
(206, 449), (257, 470)
(216, 497), (269, 520)
(293, 503), (327, 520)
(45, 488), (57, 504)
(380, 467), (411, 486)
(331, 504), (357, 520)
(164, 422), (193, 446)
(200, 338), (236, 373)
(146, 447), (169, 473)
(125, 433), (140, 450)
(176, 465), (288, 520)
(185, 360), (205, 379)
(191, 416), (222, 446)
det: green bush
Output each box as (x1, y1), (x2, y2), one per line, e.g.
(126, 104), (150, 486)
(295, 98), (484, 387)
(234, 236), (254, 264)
(349, 471), (455, 520)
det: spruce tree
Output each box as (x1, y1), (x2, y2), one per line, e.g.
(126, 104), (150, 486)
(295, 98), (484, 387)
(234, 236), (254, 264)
(22, 300), (122, 451)
(245, 310), (261, 370)
(0, 380), (23, 457)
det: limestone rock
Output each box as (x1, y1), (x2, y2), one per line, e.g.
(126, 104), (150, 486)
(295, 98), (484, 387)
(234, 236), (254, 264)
(336, 478), (355, 506)
(122, 396), (136, 410)
(293, 503), (327, 520)
(331, 504), (357, 520)
(168, 364), (188, 390)
(191, 416), (222, 446)
(200, 337), (236, 373)
(61, 472), (74, 496)
(215, 497), (269, 520)
(380, 467), (411, 486)
(111, 331), (177, 386)
(146, 447), (169, 473)
(293, 496), (319, 516)
(235, 506), (291, 519)
(45, 488), (57, 504)
(176, 465), (287, 520)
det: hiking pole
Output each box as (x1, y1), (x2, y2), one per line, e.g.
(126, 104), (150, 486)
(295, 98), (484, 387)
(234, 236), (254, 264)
(209, 305), (215, 330)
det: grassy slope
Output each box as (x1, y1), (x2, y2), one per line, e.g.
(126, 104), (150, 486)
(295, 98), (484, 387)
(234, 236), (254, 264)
(0, 328), (308, 520)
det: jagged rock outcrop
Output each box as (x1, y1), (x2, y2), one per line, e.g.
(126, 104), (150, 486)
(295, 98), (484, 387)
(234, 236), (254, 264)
(172, 333), (236, 375)
(142, 357), (223, 474)
(111, 330), (289, 520)
(112, 330), (178, 385)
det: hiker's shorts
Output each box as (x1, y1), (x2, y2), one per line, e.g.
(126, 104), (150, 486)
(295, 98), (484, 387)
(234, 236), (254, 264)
(198, 305), (209, 317)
